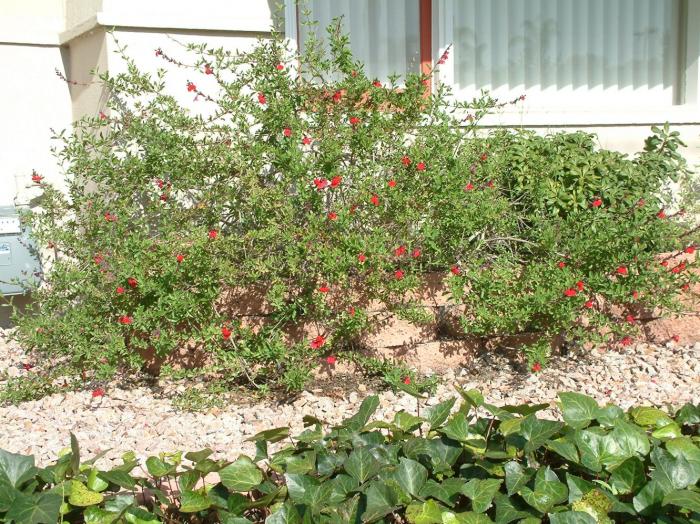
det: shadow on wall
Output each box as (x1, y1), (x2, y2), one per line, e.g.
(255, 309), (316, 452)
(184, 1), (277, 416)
(0, 294), (32, 330)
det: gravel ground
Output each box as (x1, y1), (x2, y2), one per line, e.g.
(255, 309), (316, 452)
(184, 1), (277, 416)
(1, 328), (699, 468)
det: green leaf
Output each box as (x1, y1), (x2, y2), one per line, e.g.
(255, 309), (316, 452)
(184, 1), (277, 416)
(179, 490), (211, 513)
(266, 502), (302, 524)
(559, 392), (599, 430)
(5, 492), (62, 524)
(663, 489), (700, 513)
(676, 404), (700, 425)
(456, 387), (484, 409)
(573, 429), (619, 472)
(441, 412), (470, 442)
(461, 478), (503, 513)
(425, 398), (457, 429)
(419, 478), (465, 507)
(609, 420), (650, 459)
(344, 447), (381, 484)
(651, 422), (683, 440)
(406, 499), (444, 524)
(83, 506), (120, 524)
(220, 456), (263, 492)
(519, 467), (568, 513)
(245, 427), (290, 444)
(504, 461), (533, 496)
(342, 395), (379, 431)
(362, 480), (400, 522)
(650, 447), (699, 492)
(546, 438), (579, 464)
(184, 448), (214, 462)
(521, 415), (563, 453)
(666, 437), (700, 478)
(565, 473), (594, 504)
(284, 450), (317, 474)
(629, 406), (673, 427)
(394, 457), (428, 497)
(86, 468), (109, 493)
(493, 493), (538, 524)
(68, 481), (104, 507)
(442, 511), (494, 524)
(547, 512), (596, 524)
(124, 507), (160, 524)
(284, 473), (318, 504)
(609, 457), (645, 495)
(394, 411), (424, 432)
(97, 470), (136, 489)
(633, 480), (666, 515)
(178, 470), (200, 493)
(145, 456), (175, 478)
(0, 449), (38, 488)
(69, 432), (80, 476)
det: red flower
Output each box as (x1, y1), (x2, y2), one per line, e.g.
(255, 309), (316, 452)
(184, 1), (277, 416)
(116, 286), (125, 295)
(348, 306), (356, 316)
(176, 254), (185, 263)
(412, 248), (421, 258)
(591, 198), (603, 208)
(349, 116), (361, 126)
(632, 290), (639, 300)
(31, 173), (43, 183)
(156, 178), (165, 189)
(575, 280), (584, 291)
(357, 253), (367, 264)
(372, 80), (382, 88)
(331, 176), (342, 188)
(332, 90), (342, 103)
(388, 179), (397, 188)
(370, 194), (379, 206)
(208, 229), (218, 239)
(155, 49), (162, 57)
(127, 278), (138, 289)
(98, 111), (107, 120)
(92, 388), (105, 398)
(681, 283), (690, 291)
(276, 63), (284, 71)
(584, 300), (594, 309)
(325, 355), (337, 365)
(564, 288), (577, 297)
(480, 152), (488, 162)
(314, 178), (329, 190)
(104, 212), (116, 222)
(616, 266), (628, 276)
(257, 92), (267, 105)
(685, 246), (695, 254)
(657, 210), (667, 219)
(637, 198), (645, 207)
(451, 265), (461, 275)
(327, 212), (338, 221)
(394, 269), (404, 280)
(464, 183), (474, 191)
(531, 362), (542, 373)
(394, 245), (406, 257)
(302, 136), (312, 145)
(204, 64), (213, 75)
(661, 260), (669, 267)
(118, 315), (133, 325)
(625, 314), (635, 324)
(401, 155), (411, 166)
(671, 334), (680, 343)
(283, 127), (292, 137)
(160, 194), (167, 202)
(310, 335), (325, 349)
(187, 82), (196, 92)
(557, 261), (566, 269)
(403, 376), (411, 385)
(221, 326), (232, 339)
(22, 363), (33, 371)
(416, 162), (426, 171)
(671, 262), (686, 274)
(318, 285), (330, 293)
(93, 254), (104, 265)
(486, 180), (494, 188)
(620, 336), (633, 347)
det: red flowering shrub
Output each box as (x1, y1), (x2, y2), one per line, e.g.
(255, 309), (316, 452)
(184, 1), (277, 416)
(13, 27), (698, 389)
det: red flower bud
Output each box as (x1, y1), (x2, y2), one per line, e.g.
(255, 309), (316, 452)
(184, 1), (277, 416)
(221, 326), (232, 339)
(564, 288), (577, 297)
(531, 362), (542, 372)
(388, 179), (397, 188)
(283, 127), (292, 137)
(127, 278), (138, 288)
(401, 155), (411, 166)
(395, 245), (406, 257)
(394, 269), (405, 280)
(358, 253), (367, 264)
(310, 335), (325, 349)
(331, 176), (342, 188)
(591, 198), (603, 208)
(327, 212), (337, 221)
(257, 92), (267, 105)
(116, 286), (125, 294)
(187, 82), (196, 92)
(325, 355), (336, 365)
(616, 266), (628, 276)
(208, 229), (218, 239)
(370, 194), (379, 206)
(416, 162), (426, 171)
(92, 388), (105, 398)
(451, 265), (461, 275)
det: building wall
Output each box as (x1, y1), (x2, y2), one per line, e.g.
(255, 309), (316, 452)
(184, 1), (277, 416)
(0, 0), (698, 210)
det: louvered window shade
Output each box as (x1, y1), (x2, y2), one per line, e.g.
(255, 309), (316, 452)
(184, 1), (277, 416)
(451, 0), (682, 107)
(298, 0), (420, 83)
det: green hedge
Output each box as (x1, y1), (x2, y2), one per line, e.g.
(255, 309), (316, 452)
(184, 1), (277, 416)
(2, 390), (699, 523)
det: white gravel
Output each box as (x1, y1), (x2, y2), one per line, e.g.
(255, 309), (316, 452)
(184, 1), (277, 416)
(1, 328), (698, 468)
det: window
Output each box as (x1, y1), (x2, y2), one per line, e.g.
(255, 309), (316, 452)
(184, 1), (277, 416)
(286, 0), (700, 121)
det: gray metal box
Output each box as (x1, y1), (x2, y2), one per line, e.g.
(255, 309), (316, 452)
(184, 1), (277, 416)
(0, 206), (42, 296)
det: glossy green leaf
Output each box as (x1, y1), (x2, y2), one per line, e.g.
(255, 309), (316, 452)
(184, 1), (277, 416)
(220, 456), (263, 492)
(461, 478), (502, 513)
(558, 392), (599, 430)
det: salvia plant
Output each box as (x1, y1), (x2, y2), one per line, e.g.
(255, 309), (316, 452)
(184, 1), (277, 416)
(10, 21), (699, 391)
(1, 390), (699, 523)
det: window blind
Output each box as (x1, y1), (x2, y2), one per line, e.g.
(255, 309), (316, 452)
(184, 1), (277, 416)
(451, 0), (681, 107)
(298, 0), (420, 83)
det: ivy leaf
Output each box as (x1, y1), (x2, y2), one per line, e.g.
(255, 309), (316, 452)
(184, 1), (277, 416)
(179, 490), (211, 513)
(609, 457), (645, 495)
(629, 406), (673, 427)
(145, 456), (175, 478)
(461, 478), (503, 513)
(405, 499), (443, 524)
(632, 480), (666, 515)
(245, 428), (290, 444)
(68, 481), (104, 507)
(558, 393), (599, 430)
(342, 395), (380, 431)
(519, 467), (568, 513)
(521, 415), (563, 453)
(69, 432), (81, 476)
(220, 456), (263, 492)
(5, 492), (62, 524)
(362, 481), (400, 522)
(662, 489), (700, 513)
(493, 493), (538, 524)
(547, 511), (597, 524)
(418, 478), (465, 507)
(344, 447), (380, 484)
(96, 469), (136, 490)
(393, 457), (428, 497)
(650, 447), (698, 492)
(393, 411), (424, 432)
(503, 461), (533, 496)
(675, 403), (700, 425)
(184, 448), (215, 462)
(0, 449), (38, 489)
(425, 398), (456, 429)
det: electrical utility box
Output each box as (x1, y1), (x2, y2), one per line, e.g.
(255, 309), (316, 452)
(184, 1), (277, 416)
(0, 206), (42, 296)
